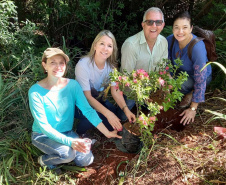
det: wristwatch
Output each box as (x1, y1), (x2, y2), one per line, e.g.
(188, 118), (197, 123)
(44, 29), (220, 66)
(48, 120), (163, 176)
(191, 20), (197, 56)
(190, 107), (196, 111)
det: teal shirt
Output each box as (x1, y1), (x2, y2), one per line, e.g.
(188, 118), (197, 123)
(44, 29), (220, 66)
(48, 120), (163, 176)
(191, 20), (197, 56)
(28, 79), (102, 147)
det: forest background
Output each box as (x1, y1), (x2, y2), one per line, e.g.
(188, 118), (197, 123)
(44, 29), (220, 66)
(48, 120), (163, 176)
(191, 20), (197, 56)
(0, 0), (225, 184)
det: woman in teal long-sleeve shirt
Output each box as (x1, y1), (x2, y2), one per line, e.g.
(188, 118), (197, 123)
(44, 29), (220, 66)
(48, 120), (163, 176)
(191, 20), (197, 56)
(29, 48), (121, 170)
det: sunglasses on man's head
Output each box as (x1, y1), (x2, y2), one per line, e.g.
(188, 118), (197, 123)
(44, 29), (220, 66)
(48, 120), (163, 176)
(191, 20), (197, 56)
(144, 20), (163, 26)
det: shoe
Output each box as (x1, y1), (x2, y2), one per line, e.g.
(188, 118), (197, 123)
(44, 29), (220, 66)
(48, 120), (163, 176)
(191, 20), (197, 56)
(38, 156), (45, 166)
(179, 92), (193, 108)
(38, 156), (57, 171)
(38, 156), (62, 175)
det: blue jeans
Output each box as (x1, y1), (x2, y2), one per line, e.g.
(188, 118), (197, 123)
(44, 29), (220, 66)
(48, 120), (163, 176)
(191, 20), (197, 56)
(75, 97), (135, 135)
(180, 75), (212, 95)
(31, 130), (94, 168)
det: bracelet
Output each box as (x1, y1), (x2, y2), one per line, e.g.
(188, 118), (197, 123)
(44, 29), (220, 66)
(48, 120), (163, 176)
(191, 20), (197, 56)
(122, 105), (128, 112)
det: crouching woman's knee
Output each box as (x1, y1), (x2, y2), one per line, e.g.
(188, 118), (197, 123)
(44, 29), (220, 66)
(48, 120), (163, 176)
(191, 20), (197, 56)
(60, 147), (76, 163)
(74, 151), (94, 167)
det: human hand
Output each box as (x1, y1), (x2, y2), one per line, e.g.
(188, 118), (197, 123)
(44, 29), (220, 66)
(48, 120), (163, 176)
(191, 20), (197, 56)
(71, 139), (88, 153)
(179, 108), (196, 125)
(105, 129), (122, 139)
(124, 108), (136, 123)
(106, 111), (123, 131)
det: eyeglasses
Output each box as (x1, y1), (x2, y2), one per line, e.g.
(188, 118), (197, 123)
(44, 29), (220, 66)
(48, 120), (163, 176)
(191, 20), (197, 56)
(144, 20), (163, 26)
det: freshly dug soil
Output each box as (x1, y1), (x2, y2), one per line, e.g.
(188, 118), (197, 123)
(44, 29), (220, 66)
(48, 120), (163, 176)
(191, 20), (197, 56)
(123, 121), (140, 136)
(69, 90), (226, 185)
(73, 116), (226, 185)
(155, 108), (185, 132)
(123, 105), (186, 135)
(74, 138), (137, 185)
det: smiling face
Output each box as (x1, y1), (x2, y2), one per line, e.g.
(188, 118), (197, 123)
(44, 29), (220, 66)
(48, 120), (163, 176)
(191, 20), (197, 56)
(142, 11), (165, 43)
(94, 35), (113, 61)
(42, 55), (66, 78)
(173, 18), (193, 43)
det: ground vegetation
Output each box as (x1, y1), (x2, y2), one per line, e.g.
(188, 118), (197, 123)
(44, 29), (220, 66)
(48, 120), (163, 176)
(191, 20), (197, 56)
(0, 0), (225, 184)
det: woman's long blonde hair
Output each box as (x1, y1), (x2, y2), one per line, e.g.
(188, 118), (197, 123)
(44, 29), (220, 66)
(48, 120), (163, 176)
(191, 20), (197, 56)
(87, 30), (118, 68)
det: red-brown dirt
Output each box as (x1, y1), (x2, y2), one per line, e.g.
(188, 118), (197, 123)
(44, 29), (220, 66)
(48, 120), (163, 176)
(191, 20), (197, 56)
(68, 90), (226, 185)
(74, 139), (137, 185)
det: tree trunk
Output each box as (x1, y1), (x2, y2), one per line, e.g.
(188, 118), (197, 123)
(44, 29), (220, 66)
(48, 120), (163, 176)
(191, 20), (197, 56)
(14, 0), (27, 24)
(47, 0), (55, 41)
(194, 0), (214, 20)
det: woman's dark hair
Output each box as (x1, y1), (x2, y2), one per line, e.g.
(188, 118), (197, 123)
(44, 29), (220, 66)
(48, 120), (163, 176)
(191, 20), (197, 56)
(173, 11), (192, 27)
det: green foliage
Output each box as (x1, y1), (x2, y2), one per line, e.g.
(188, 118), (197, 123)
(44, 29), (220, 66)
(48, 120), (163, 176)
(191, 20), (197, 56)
(33, 167), (60, 184)
(110, 58), (188, 148)
(0, 0), (42, 131)
(192, 1), (226, 30)
(18, 0), (157, 52)
(0, 1), (17, 44)
(210, 28), (226, 90)
(0, 1), (47, 83)
(0, 2), (50, 183)
(202, 62), (226, 123)
(161, 25), (173, 37)
(0, 131), (40, 184)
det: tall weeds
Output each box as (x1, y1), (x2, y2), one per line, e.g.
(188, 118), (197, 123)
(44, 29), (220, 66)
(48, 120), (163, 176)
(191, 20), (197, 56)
(0, 1), (47, 184)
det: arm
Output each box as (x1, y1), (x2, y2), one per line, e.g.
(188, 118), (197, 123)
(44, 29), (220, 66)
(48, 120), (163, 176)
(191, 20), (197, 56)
(192, 41), (209, 103)
(83, 90), (122, 131)
(73, 81), (122, 136)
(29, 90), (74, 147)
(180, 102), (198, 125)
(75, 61), (122, 130)
(111, 86), (136, 123)
(121, 41), (137, 73)
(73, 81), (102, 128)
(180, 41), (208, 125)
(29, 85), (104, 153)
(71, 122), (122, 152)
(96, 123), (122, 139)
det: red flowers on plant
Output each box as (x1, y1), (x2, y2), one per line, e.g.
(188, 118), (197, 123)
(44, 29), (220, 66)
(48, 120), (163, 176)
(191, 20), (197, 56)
(133, 79), (138, 83)
(158, 77), (165, 86)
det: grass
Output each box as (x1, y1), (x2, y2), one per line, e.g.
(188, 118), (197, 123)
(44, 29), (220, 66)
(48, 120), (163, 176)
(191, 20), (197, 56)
(108, 92), (226, 184)
(0, 69), (225, 184)
(121, 129), (225, 184)
(0, 96), (225, 184)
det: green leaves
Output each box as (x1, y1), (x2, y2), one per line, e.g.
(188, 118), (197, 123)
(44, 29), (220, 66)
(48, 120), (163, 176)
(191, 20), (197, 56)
(201, 62), (226, 74)
(110, 58), (188, 148)
(61, 165), (86, 172)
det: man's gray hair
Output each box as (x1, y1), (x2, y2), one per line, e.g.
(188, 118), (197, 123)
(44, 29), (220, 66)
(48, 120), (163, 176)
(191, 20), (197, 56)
(143, 7), (164, 22)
